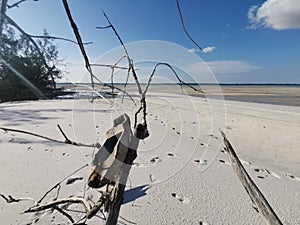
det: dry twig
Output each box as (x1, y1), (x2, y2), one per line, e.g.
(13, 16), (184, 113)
(0, 126), (97, 148)
(175, 0), (203, 51)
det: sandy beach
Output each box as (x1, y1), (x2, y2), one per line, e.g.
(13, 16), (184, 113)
(0, 88), (300, 224)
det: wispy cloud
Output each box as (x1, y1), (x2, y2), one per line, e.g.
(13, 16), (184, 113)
(188, 60), (260, 76)
(188, 46), (216, 54)
(247, 0), (300, 30)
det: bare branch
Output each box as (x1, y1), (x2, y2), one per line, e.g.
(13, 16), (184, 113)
(30, 34), (92, 45)
(62, 0), (95, 90)
(0, 126), (97, 148)
(99, 11), (148, 131)
(0, 0), (8, 35)
(99, 11), (143, 97)
(24, 197), (91, 214)
(143, 62), (204, 95)
(0, 194), (37, 204)
(96, 25), (112, 29)
(220, 131), (283, 225)
(90, 63), (129, 70)
(53, 206), (75, 223)
(175, 0), (203, 51)
(6, 0), (34, 9)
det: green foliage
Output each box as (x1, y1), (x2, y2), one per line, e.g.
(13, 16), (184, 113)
(0, 26), (61, 102)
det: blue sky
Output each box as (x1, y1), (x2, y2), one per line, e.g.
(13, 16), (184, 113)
(5, 0), (300, 83)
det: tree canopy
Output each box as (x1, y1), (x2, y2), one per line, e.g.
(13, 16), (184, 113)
(0, 25), (61, 102)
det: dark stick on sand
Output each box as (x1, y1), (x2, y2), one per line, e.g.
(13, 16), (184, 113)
(220, 130), (283, 225)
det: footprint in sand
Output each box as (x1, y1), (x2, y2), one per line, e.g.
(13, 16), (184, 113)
(199, 222), (210, 225)
(171, 193), (190, 204)
(194, 159), (207, 166)
(253, 168), (281, 179)
(218, 159), (231, 165)
(286, 174), (300, 182)
(150, 156), (161, 164)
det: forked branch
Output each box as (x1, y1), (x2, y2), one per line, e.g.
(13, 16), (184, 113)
(0, 126), (97, 148)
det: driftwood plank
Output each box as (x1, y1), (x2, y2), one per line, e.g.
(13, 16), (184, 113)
(220, 131), (283, 225)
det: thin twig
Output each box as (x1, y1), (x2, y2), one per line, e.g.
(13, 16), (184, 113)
(53, 206), (75, 223)
(57, 124), (71, 143)
(0, 126), (97, 148)
(38, 164), (88, 204)
(98, 11), (143, 97)
(0, 194), (37, 204)
(119, 215), (137, 225)
(30, 34), (92, 45)
(98, 11), (145, 127)
(7, 0), (30, 9)
(90, 63), (129, 70)
(175, 0), (203, 51)
(143, 62), (204, 95)
(24, 197), (91, 213)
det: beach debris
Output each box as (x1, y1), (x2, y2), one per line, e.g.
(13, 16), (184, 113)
(220, 130), (283, 225)
(167, 153), (175, 157)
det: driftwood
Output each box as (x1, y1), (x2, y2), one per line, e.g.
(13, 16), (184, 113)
(88, 113), (139, 225)
(0, 114), (139, 224)
(220, 131), (283, 225)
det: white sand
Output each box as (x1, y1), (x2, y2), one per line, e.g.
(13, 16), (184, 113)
(0, 92), (300, 225)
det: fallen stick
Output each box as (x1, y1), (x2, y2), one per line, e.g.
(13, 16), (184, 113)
(220, 131), (283, 225)
(0, 126), (97, 148)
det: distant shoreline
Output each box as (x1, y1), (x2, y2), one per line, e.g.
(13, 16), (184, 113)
(55, 83), (300, 107)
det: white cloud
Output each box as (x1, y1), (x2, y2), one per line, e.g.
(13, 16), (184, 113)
(188, 60), (260, 76)
(248, 0), (300, 30)
(202, 46), (216, 53)
(188, 46), (216, 54)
